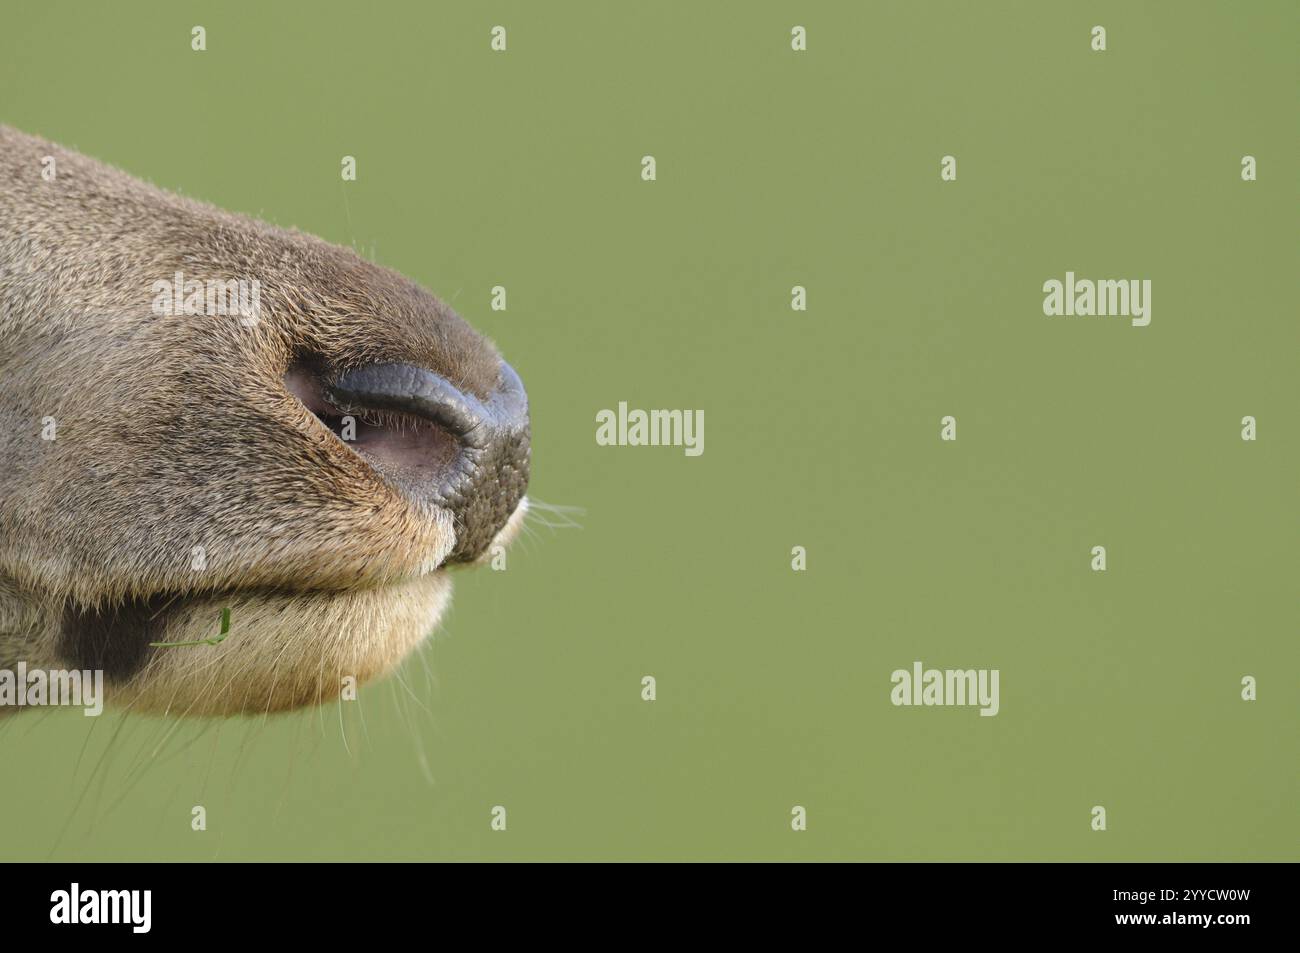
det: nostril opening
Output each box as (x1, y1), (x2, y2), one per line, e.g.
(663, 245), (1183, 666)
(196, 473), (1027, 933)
(284, 358), (531, 563)
(285, 362), (464, 492)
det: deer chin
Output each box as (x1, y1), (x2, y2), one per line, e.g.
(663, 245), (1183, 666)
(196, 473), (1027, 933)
(107, 574), (454, 717)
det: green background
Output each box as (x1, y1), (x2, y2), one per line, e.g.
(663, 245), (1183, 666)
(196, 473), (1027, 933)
(1, 1), (1295, 861)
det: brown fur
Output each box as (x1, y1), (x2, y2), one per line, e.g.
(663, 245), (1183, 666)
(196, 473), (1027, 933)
(0, 125), (527, 715)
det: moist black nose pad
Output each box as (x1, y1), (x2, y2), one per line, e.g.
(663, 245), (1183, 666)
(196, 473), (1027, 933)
(325, 361), (531, 563)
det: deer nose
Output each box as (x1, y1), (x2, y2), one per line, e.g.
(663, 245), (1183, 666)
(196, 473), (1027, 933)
(324, 361), (531, 563)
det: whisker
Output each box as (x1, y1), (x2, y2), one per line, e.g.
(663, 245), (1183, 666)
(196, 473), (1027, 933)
(522, 498), (585, 531)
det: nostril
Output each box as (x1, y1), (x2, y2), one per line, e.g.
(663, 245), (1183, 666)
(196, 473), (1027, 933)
(287, 363), (462, 488)
(288, 360), (531, 564)
(327, 364), (481, 445)
(325, 362), (527, 452)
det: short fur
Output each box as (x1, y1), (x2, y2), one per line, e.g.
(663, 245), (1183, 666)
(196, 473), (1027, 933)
(0, 125), (527, 715)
